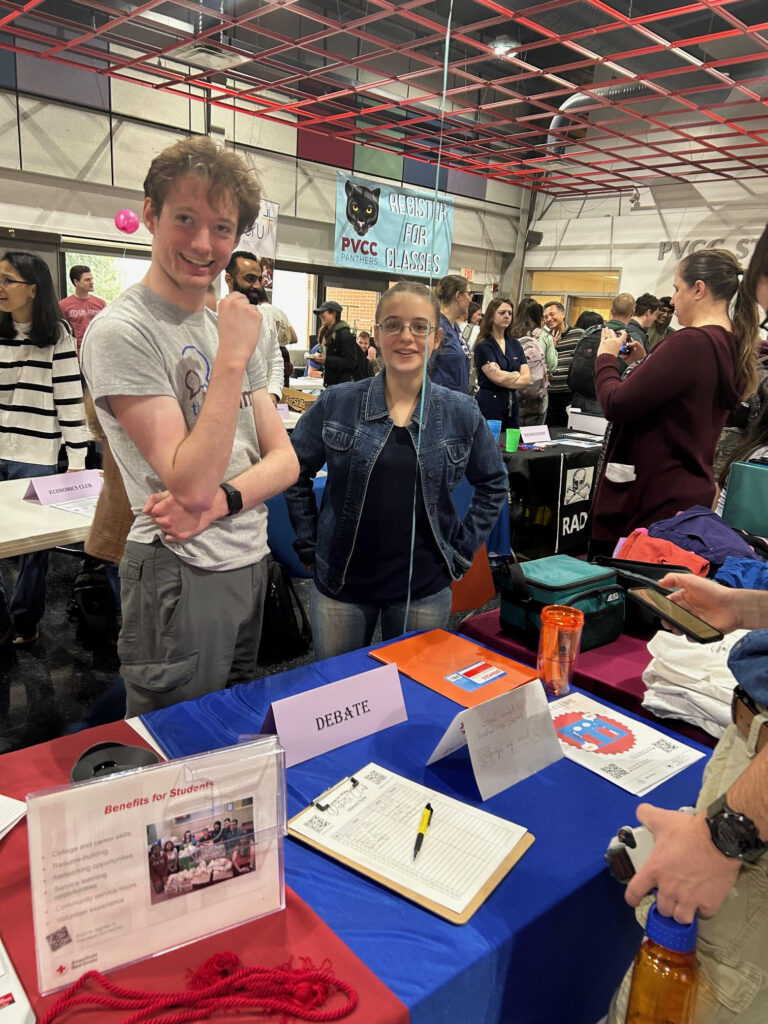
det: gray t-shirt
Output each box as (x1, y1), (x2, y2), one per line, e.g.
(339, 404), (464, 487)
(82, 283), (269, 571)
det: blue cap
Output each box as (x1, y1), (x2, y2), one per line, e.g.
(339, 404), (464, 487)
(646, 903), (697, 953)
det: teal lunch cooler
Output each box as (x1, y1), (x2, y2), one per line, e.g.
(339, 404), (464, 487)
(500, 554), (624, 652)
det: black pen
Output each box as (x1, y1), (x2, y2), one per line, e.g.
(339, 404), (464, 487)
(413, 802), (433, 860)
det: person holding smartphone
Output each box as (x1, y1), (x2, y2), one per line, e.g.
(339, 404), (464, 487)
(590, 247), (760, 556)
(606, 223), (768, 1024)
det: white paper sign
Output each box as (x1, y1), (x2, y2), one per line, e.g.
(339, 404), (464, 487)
(27, 738), (286, 994)
(428, 680), (563, 801)
(263, 663), (407, 767)
(520, 425), (551, 444)
(548, 693), (705, 796)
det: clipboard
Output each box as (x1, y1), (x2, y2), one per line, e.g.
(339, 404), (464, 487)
(369, 628), (537, 707)
(287, 763), (534, 924)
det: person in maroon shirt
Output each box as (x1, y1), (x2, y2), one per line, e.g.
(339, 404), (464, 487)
(590, 247), (759, 553)
(59, 265), (106, 359)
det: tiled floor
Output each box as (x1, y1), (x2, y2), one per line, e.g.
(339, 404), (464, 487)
(0, 549), (499, 753)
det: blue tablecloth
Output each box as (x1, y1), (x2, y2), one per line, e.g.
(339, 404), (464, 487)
(140, 638), (708, 1024)
(266, 475), (510, 579)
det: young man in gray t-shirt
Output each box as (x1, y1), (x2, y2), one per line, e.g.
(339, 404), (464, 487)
(82, 137), (298, 715)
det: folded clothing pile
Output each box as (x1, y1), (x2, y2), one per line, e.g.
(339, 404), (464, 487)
(641, 628), (747, 738)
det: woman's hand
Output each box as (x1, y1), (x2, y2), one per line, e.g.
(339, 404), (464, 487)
(481, 361), (520, 387)
(598, 328), (644, 365)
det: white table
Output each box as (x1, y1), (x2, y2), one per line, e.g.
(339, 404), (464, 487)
(0, 478), (94, 558)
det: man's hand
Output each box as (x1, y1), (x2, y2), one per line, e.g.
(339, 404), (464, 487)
(657, 573), (744, 634)
(626, 805), (740, 923)
(144, 490), (224, 542)
(217, 291), (263, 365)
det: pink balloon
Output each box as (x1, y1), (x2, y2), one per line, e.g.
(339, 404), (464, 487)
(114, 208), (140, 234)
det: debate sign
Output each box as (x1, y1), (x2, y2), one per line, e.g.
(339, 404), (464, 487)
(334, 173), (454, 278)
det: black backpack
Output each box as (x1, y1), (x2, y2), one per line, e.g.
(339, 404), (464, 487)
(567, 326), (602, 398)
(67, 559), (119, 644)
(257, 557), (312, 665)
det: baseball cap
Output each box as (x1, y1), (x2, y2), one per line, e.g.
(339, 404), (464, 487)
(313, 300), (343, 315)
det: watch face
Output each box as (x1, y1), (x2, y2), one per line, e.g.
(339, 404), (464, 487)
(221, 484), (243, 515)
(710, 813), (762, 859)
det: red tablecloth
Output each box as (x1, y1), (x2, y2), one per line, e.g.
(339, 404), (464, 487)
(0, 721), (409, 1024)
(460, 610), (717, 749)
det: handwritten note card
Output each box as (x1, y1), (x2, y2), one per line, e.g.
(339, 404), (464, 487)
(428, 680), (563, 800)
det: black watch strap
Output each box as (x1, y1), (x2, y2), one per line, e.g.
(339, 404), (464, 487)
(219, 482), (243, 516)
(706, 794), (768, 863)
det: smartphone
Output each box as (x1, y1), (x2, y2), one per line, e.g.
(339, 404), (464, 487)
(627, 587), (724, 643)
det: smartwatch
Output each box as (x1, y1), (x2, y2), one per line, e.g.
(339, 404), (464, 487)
(219, 482), (243, 516)
(705, 794), (768, 862)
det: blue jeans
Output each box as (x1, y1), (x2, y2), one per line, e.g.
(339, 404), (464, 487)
(0, 459), (58, 636)
(309, 583), (453, 661)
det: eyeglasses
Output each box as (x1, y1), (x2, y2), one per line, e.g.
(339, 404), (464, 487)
(760, 314), (768, 332)
(375, 318), (434, 337)
(0, 275), (29, 288)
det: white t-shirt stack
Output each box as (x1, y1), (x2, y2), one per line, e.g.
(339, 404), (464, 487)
(641, 628), (748, 738)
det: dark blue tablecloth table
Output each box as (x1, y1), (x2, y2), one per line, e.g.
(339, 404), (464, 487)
(140, 636), (709, 1024)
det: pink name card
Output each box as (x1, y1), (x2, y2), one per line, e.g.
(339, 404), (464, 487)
(520, 425), (551, 444)
(277, 403), (290, 421)
(24, 469), (103, 505)
(262, 663), (407, 767)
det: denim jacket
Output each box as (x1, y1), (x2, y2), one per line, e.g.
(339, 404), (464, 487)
(284, 371), (508, 596)
(428, 314), (470, 393)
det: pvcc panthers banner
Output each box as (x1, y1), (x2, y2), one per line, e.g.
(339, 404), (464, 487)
(334, 173), (454, 278)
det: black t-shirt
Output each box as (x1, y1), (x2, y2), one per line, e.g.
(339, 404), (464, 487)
(317, 426), (451, 604)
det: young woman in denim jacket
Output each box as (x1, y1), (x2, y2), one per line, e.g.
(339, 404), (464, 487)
(285, 281), (508, 660)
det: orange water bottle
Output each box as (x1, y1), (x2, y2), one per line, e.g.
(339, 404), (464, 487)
(625, 902), (699, 1023)
(537, 605), (584, 697)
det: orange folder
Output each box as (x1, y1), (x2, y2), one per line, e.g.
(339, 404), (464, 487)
(369, 628), (538, 708)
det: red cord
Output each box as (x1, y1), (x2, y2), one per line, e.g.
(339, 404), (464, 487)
(39, 953), (358, 1024)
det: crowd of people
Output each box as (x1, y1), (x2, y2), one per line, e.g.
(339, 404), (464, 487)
(148, 816), (255, 894)
(4, 129), (768, 1022)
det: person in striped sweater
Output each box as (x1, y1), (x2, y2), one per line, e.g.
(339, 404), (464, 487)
(0, 251), (89, 646)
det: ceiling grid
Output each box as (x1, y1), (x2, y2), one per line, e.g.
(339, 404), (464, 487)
(0, 0), (765, 197)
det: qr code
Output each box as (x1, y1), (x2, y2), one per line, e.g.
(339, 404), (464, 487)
(365, 769), (387, 786)
(602, 763), (629, 780)
(46, 926), (72, 953)
(654, 738), (676, 753)
(304, 814), (331, 834)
